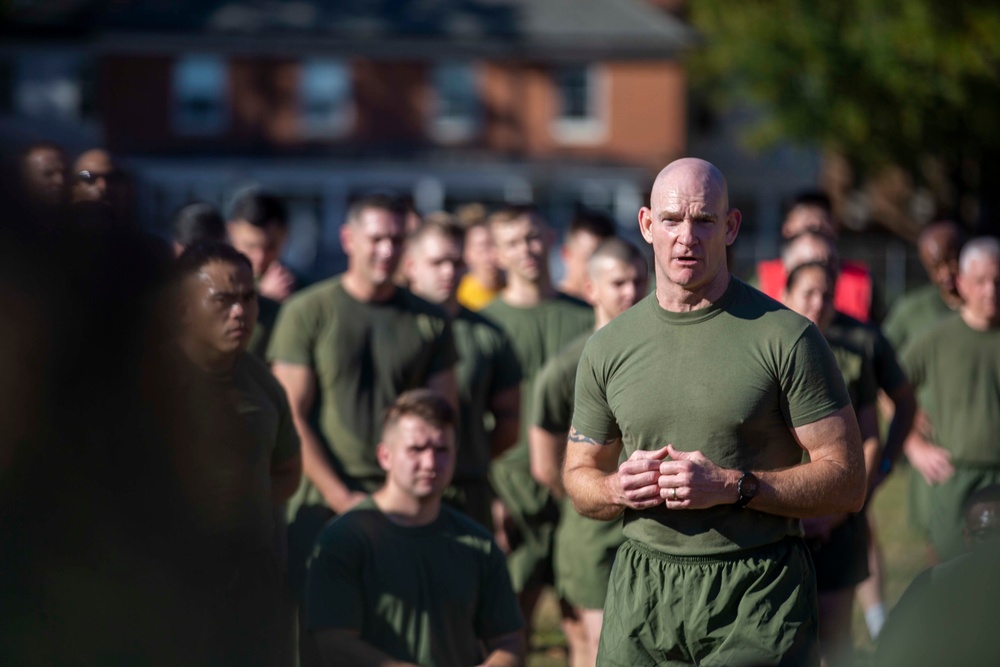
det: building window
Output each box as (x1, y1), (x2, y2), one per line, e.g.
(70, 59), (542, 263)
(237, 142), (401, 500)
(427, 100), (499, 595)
(551, 64), (606, 144)
(300, 59), (352, 138)
(173, 55), (228, 136)
(429, 62), (479, 143)
(14, 52), (89, 122)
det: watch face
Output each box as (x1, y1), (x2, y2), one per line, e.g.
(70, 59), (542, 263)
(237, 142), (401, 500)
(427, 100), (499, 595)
(743, 474), (759, 497)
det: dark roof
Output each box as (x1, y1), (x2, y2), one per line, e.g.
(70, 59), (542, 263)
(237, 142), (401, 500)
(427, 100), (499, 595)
(5, 0), (695, 59)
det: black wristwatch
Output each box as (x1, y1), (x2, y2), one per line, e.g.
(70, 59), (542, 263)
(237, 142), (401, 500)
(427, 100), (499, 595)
(735, 470), (759, 508)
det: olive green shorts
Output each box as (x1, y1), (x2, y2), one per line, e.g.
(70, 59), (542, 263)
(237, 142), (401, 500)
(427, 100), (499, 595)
(807, 511), (870, 592)
(489, 458), (559, 593)
(908, 466), (933, 536)
(597, 538), (819, 667)
(554, 500), (625, 609)
(927, 464), (1000, 561)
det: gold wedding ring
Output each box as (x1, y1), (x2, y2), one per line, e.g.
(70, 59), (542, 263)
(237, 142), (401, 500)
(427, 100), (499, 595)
(670, 487), (677, 501)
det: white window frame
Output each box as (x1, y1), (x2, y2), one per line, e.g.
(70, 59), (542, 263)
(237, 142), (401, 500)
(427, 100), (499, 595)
(551, 63), (608, 145)
(299, 59), (353, 139)
(429, 62), (480, 143)
(172, 55), (228, 136)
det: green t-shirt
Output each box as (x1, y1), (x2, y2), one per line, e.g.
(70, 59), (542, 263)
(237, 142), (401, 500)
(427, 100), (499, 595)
(481, 293), (593, 465)
(305, 497), (524, 667)
(174, 352), (300, 550)
(248, 294), (282, 361)
(267, 277), (458, 490)
(572, 277), (851, 555)
(533, 333), (591, 434)
(453, 307), (523, 478)
(883, 284), (955, 355)
(825, 312), (888, 410)
(902, 315), (1000, 465)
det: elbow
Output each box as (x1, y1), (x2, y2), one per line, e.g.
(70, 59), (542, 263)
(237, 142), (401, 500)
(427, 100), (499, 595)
(530, 458), (559, 494)
(845, 464), (867, 513)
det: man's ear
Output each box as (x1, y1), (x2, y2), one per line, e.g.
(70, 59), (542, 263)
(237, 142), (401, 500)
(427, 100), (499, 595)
(340, 223), (353, 256)
(724, 209), (742, 246)
(582, 274), (598, 306)
(638, 207), (654, 244)
(376, 442), (391, 473)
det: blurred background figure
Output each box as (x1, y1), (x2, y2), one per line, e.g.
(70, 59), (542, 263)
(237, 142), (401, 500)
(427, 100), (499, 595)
(20, 141), (66, 207)
(874, 485), (1000, 667)
(756, 192), (879, 323)
(782, 261), (882, 667)
(901, 236), (1000, 563)
(227, 191), (296, 302)
(557, 210), (617, 301)
(456, 203), (505, 311)
(71, 148), (119, 205)
(171, 241), (301, 667)
(171, 202), (228, 256)
(402, 214), (521, 532)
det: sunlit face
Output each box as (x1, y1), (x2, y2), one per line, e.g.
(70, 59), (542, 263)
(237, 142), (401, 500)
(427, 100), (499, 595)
(492, 215), (548, 284)
(587, 256), (648, 322)
(405, 230), (465, 304)
(782, 204), (836, 239)
(783, 264), (835, 331)
(920, 235), (962, 298)
(227, 220), (287, 278)
(464, 225), (500, 282)
(638, 168), (740, 294)
(180, 260), (259, 357)
(563, 230), (604, 283)
(957, 256), (1000, 327)
(23, 148), (66, 202)
(378, 415), (455, 500)
(342, 207), (406, 289)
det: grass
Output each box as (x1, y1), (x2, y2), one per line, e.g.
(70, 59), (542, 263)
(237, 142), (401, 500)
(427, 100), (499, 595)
(527, 469), (928, 666)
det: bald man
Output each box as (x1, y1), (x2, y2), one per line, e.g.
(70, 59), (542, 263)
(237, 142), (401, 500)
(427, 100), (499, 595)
(564, 158), (864, 666)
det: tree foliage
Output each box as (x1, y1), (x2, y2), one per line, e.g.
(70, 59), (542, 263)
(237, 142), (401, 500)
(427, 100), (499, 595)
(688, 1), (1000, 173)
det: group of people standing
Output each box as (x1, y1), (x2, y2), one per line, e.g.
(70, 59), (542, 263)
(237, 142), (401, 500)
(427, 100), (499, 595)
(12, 146), (999, 667)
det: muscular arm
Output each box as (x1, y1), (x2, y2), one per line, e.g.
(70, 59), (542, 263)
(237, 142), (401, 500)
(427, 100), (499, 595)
(489, 385), (520, 459)
(478, 631), (526, 667)
(270, 453), (302, 504)
(312, 628), (418, 667)
(529, 426), (565, 499)
(563, 429), (669, 521)
(723, 405), (865, 517)
(272, 362), (364, 514)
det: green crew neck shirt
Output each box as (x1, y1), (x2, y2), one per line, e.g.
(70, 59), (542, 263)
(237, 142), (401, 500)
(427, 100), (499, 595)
(573, 277), (850, 555)
(902, 315), (1000, 465)
(883, 284), (955, 355)
(481, 293), (593, 465)
(305, 497), (524, 667)
(267, 277), (457, 490)
(452, 307), (522, 477)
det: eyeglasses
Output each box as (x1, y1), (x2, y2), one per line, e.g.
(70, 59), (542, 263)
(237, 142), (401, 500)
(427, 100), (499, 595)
(76, 169), (122, 184)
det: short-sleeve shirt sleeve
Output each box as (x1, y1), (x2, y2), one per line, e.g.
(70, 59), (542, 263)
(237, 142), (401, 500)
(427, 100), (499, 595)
(474, 541), (525, 640)
(780, 324), (852, 427)
(304, 519), (365, 631)
(533, 356), (572, 433)
(271, 383), (301, 465)
(490, 335), (523, 395)
(570, 339), (621, 442)
(266, 297), (316, 367)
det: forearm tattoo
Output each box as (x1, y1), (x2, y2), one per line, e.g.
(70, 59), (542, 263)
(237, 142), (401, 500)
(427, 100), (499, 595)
(568, 427), (618, 447)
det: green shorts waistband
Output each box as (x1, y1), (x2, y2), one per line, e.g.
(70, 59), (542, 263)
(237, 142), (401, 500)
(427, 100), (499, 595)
(622, 536), (801, 565)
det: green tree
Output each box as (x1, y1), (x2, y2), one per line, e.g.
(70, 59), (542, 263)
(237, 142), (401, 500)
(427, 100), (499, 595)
(688, 0), (1000, 229)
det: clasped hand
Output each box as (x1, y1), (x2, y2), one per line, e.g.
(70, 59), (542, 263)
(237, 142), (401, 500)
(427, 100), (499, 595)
(614, 444), (735, 511)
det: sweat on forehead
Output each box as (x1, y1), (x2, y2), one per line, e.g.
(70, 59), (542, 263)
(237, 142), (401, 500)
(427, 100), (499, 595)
(651, 158), (729, 210)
